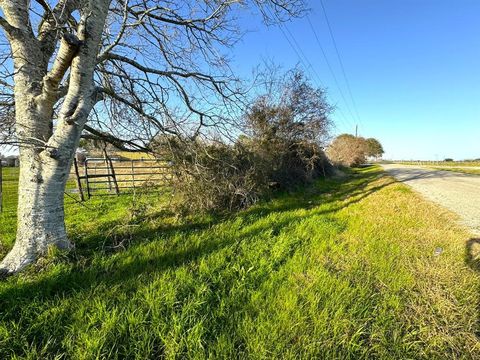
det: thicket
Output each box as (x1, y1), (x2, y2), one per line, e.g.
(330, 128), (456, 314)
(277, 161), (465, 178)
(327, 134), (384, 167)
(161, 70), (333, 213)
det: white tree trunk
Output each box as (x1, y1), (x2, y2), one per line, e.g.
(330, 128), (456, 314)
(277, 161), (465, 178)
(0, 151), (73, 273)
(0, 0), (110, 275)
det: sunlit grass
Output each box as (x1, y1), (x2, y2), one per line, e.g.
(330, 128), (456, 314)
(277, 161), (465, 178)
(0, 166), (479, 358)
(394, 161), (480, 167)
(432, 167), (480, 175)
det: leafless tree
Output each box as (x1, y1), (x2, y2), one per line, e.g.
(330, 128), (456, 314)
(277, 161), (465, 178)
(0, 0), (305, 275)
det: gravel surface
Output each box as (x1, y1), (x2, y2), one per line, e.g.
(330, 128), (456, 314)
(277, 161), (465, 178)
(382, 164), (480, 234)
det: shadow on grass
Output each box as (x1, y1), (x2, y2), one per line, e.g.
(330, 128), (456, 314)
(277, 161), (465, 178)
(465, 238), (480, 271)
(465, 238), (480, 336)
(0, 167), (395, 309)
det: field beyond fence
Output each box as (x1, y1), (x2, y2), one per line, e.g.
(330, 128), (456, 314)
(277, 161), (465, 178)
(391, 160), (480, 167)
(0, 157), (170, 217)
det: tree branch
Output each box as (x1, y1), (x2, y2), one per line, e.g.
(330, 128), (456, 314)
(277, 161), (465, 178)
(82, 124), (151, 152)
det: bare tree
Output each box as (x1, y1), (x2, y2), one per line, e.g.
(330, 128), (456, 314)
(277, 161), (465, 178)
(0, 0), (305, 275)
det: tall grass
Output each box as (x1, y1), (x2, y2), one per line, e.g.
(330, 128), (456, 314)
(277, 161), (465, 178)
(0, 166), (478, 358)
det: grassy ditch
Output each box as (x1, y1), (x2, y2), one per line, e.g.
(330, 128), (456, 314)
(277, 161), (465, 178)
(0, 166), (479, 358)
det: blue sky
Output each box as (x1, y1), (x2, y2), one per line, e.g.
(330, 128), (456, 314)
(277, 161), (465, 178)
(232, 0), (480, 160)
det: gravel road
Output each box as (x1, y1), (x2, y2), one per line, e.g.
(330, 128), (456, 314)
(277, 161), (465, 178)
(382, 164), (480, 234)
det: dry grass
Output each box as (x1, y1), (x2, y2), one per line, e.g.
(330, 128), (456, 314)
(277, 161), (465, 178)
(432, 167), (480, 175)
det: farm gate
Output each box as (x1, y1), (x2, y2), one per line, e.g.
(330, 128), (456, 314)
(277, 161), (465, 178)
(0, 157), (171, 214)
(76, 157), (171, 200)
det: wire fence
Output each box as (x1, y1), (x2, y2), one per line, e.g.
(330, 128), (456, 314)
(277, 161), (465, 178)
(391, 160), (480, 167)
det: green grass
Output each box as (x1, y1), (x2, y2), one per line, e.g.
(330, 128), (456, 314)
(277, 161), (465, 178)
(0, 167), (19, 245)
(0, 166), (479, 359)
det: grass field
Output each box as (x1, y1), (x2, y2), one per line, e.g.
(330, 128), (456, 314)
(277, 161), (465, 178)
(0, 167), (19, 241)
(1, 166), (479, 358)
(432, 167), (480, 175)
(393, 161), (480, 167)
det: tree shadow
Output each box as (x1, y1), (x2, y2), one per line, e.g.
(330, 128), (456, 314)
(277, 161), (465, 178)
(383, 166), (480, 182)
(0, 167), (395, 308)
(465, 238), (480, 336)
(243, 168), (392, 220)
(0, 166), (403, 356)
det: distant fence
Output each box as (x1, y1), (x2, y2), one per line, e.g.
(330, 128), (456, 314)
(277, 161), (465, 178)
(77, 157), (171, 199)
(0, 163), (19, 214)
(392, 160), (480, 167)
(0, 156), (172, 214)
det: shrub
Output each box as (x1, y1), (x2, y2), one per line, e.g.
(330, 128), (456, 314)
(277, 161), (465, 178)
(161, 69), (333, 213)
(327, 134), (367, 167)
(168, 139), (269, 212)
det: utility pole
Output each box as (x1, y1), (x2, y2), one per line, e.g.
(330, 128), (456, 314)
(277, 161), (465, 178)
(355, 124), (358, 137)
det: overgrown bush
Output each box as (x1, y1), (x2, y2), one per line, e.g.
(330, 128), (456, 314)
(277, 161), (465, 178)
(167, 139), (269, 212)
(160, 69), (334, 213)
(327, 134), (368, 167)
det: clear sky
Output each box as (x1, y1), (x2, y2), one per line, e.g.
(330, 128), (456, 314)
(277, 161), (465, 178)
(232, 0), (480, 160)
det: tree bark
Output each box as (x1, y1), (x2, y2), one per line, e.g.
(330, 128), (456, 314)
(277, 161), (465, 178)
(0, 152), (73, 274)
(0, 0), (110, 275)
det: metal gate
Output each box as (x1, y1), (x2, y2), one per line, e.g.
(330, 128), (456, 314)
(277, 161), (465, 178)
(77, 158), (171, 199)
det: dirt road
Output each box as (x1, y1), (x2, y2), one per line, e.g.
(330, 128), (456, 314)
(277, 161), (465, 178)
(382, 164), (480, 234)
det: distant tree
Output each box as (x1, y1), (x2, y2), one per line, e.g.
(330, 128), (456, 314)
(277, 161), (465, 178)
(444, 158), (454, 162)
(365, 138), (384, 159)
(327, 134), (367, 167)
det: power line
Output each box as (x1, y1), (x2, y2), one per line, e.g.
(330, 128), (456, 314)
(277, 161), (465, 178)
(319, 0), (362, 126)
(306, 15), (357, 130)
(267, 7), (324, 87)
(264, 5), (354, 131)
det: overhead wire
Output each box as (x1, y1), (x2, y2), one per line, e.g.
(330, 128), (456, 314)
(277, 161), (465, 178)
(319, 0), (363, 129)
(264, 4), (354, 131)
(306, 15), (357, 132)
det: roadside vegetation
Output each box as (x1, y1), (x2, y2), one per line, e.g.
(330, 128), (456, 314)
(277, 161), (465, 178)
(327, 134), (384, 167)
(431, 167), (480, 175)
(165, 70), (333, 213)
(394, 161), (480, 167)
(0, 166), (479, 358)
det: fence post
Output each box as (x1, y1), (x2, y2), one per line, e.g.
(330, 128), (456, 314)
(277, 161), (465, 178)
(106, 155), (120, 195)
(131, 160), (135, 190)
(0, 160), (3, 213)
(103, 149), (112, 192)
(85, 159), (91, 199)
(73, 157), (85, 202)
